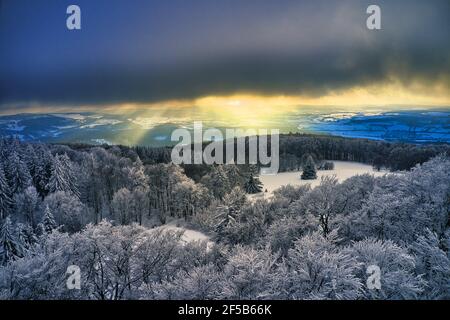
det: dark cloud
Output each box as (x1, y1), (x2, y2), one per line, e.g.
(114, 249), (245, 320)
(0, 0), (449, 109)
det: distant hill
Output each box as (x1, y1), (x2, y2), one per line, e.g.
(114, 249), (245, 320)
(0, 109), (449, 146)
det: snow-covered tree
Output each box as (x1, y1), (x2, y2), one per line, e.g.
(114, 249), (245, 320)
(171, 179), (196, 219)
(14, 186), (40, 228)
(48, 153), (80, 198)
(170, 172), (212, 221)
(0, 163), (12, 219)
(301, 155), (317, 180)
(0, 216), (24, 265)
(346, 238), (424, 299)
(0, 222), (192, 300)
(111, 188), (134, 225)
(41, 205), (57, 234)
(124, 157), (149, 190)
(224, 186), (247, 209)
(17, 223), (38, 250)
(23, 144), (37, 177)
(409, 230), (450, 299)
(219, 246), (279, 299)
(265, 215), (316, 256)
(284, 232), (362, 300)
(244, 175), (263, 194)
(152, 264), (222, 300)
(272, 184), (311, 203)
(224, 165), (246, 186)
(32, 144), (52, 197)
(110, 186), (152, 225)
(0, 230), (79, 299)
(132, 187), (150, 225)
(349, 157), (450, 244)
(300, 175), (339, 237)
(214, 187), (247, 236)
(6, 151), (31, 194)
(42, 191), (84, 233)
(200, 166), (231, 200)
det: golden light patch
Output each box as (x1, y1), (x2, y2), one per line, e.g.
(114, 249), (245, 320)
(193, 95), (301, 128)
(2, 80), (448, 117)
(304, 81), (450, 107)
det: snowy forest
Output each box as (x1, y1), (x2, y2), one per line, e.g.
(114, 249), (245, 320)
(0, 135), (449, 300)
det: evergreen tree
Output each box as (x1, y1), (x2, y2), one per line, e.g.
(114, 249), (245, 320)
(17, 223), (38, 250)
(42, 205), (57, 234)
(0, 163), (12, 219)
(33, 145), (52, 198)
(244, 175), (263, 194)
(242, 165), (263, 194)
(0, 216), (24, 265)
(214, 205), (238, 236)
(48, 154), (80, 198)
(23, 144), (37, 177)
(224, 165), (246, 186)
(214, 187), (246, 235)
(301, 155), (317, 180)
(6, 151), (32, 194)
(200, 166), (230, 200)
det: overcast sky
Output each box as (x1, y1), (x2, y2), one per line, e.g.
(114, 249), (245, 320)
(0, 0), (449, 112)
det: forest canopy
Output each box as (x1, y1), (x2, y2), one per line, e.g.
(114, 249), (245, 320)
(0, 135), (448, 300)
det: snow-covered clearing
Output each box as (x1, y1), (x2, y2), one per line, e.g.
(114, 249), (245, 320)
(252, 161), (390, 200)
(151, 219), (213, 247)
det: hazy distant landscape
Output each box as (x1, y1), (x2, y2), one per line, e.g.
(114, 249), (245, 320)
(1, 108), (449, 146)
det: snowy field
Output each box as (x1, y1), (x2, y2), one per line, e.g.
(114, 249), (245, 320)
(151, 219), (213, 246)
(252, 161), (389, 200)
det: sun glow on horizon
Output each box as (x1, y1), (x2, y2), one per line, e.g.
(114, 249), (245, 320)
(105, 79), (450, 115)
(0, 81), (448, 146)
(2, 79), (449, 118)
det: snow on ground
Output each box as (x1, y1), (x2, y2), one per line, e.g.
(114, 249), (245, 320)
(6, 120), (25, 131)
(252, 161), (389, 200)
(80, 119), (123, 128)
(91, 138), (113, 145)
(151, 219), (213, 247)
(51, 113), (88, 121)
